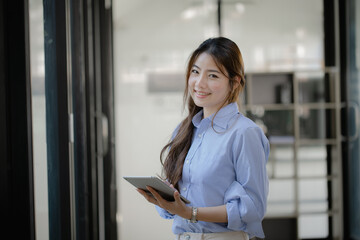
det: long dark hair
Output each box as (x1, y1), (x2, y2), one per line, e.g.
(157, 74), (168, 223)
(160, 37), (245, 189)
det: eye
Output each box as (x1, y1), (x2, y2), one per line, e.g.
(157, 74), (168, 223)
(209, 74), (219, 78)
(191, 69), (199, 74)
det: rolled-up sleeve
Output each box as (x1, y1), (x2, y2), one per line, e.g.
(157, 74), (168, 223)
(224, 127), (269, 238)
(155, 205), (175, 220)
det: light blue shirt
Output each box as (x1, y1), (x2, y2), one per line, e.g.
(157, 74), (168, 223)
(156, 102), (270, 239)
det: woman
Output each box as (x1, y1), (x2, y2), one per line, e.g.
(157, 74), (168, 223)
(137, 37), (269, 240)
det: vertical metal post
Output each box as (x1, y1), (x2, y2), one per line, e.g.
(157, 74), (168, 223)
(65, 0), (76, 238)
(292, 73), (300, 240)
(333, 0), (344, 237)
(43, 0), (73, 239)
(94, 0), (105, 239)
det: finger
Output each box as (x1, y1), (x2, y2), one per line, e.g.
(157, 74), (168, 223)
(146, 186), (163, 201)
(146, 186), (169, 208)
(164, 180), (171, 186)
(173, 190), (182, 203)
(137, 189), (157, 204)
(136, 188), (150, 200)
(137, 188), (150, 196)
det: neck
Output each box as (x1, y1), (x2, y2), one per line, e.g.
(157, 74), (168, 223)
(203, 107), (218, 119)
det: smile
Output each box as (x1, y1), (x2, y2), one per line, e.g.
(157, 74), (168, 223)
(195, 90), (211, 96)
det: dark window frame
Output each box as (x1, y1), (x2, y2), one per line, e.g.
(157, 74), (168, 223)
(0, 0), (35, 239)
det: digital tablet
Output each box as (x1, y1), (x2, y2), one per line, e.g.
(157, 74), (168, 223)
(123, 176), (190, 204)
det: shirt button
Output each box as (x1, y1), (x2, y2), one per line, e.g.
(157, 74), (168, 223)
(186, 160), (190, 164)
(198, 133), (202, 138)
(182, 187), (187, 191)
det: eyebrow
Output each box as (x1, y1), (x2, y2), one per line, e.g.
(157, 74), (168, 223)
(193, 64), (221, 74)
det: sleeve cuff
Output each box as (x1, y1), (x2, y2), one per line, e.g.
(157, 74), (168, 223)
(226, 200), (246, 231)
(225, 181), (266, 238)
(155, 205), (175, 219)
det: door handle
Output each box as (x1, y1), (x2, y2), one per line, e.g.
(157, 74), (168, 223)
(342, 101), (360, 142)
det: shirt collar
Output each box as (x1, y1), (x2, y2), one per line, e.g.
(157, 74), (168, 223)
(192, 103), (240, 130)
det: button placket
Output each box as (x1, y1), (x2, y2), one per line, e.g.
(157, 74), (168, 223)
(186, 134), (202, 164)
(181, 121), (209, 203)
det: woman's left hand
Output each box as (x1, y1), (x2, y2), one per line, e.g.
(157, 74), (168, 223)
(137, 186), (191, 220)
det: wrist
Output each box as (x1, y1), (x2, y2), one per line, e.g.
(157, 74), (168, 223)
(185, 206), (192, 220)
(189, 206), (198, 223)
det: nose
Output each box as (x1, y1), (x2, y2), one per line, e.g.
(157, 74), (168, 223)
(195, 73), (207, 89)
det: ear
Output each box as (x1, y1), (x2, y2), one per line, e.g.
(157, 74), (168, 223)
(233, 76), (241, 89)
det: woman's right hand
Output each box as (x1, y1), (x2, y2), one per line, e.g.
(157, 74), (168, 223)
(136, 188), (159, 205)
(137, 186), (192, 220)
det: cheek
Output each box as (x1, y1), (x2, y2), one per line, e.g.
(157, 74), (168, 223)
(211, 83), (231, 99)
(209, 82), (225, 92)
(188, 78), (195, 89)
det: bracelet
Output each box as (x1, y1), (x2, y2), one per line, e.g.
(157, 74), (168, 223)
(190, 207), (198, 223)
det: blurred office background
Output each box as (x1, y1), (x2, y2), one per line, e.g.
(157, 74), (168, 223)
(113, 0), (354, 239)
(1, 0), (359, 240)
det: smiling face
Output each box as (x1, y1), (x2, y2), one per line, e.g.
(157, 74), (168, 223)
(188, 52), (231, 118)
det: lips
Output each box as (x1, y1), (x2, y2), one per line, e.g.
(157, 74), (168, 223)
(194, 90), (211, 98)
